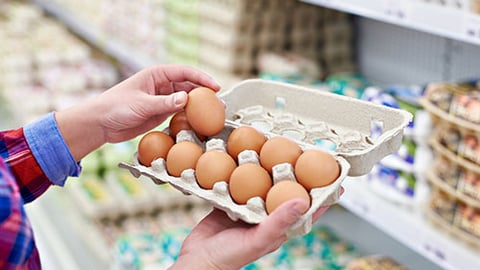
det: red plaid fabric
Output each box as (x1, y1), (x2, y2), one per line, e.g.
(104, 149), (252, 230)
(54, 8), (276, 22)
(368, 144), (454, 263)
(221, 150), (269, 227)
(0, 127), (51, 269)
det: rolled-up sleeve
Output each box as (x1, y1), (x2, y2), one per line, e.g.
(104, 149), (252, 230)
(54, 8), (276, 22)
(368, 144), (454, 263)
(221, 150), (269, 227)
(24, 112), (81, 186)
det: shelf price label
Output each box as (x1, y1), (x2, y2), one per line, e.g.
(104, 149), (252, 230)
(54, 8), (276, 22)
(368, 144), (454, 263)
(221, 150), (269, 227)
(383, 0), (409, 20)
(464, 15), (480, 40)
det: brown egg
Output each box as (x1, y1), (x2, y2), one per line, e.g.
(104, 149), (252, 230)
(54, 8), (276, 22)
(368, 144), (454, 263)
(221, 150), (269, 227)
(166, 141), (203, 177)
(168, 111), (206, 141)
(195, 150), (237, 189)
(265, 181), (311, 214)
(227, 126), (267, 161)
(228, 163), (272, 204)
(185, 87), (225, 137)
(137, 131), (174, 167)
(295, 150), (340, 191)
(259, 136), (303, 174)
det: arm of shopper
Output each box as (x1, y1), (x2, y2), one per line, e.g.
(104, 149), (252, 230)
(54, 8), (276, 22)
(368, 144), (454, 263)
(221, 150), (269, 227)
(0, 113), (80, 202)
(55, 64), (220, 162)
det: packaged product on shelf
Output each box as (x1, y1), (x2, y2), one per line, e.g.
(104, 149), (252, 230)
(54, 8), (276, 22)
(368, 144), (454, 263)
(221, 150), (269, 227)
(458, 169), (480, 201)
(0, 1), (120, 125)
(434, 122), (462, 154)
(457, 132), (480, 164)
(433, 157), (461, 188)
(454, 203), (480, 239)
(346, 255), (408, 270)
(112, 221), (361, 270)
(428, 189), (480, 247)
(429, 189), (458, 224)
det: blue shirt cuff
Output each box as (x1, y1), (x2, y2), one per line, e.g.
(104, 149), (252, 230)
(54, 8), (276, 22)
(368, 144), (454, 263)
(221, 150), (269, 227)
(24, 112), (82, 186)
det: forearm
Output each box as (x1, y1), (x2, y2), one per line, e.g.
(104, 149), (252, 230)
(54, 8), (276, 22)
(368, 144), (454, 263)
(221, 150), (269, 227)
(55, 99), (106, 162)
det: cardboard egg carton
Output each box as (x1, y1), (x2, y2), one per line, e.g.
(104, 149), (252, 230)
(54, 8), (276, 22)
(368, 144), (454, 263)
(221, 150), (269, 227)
(222, 79), (412, 176)
(120, 79), (412, 237)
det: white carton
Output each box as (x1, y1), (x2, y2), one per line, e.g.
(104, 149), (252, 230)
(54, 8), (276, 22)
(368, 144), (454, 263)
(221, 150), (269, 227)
(119, 79), (412, 237)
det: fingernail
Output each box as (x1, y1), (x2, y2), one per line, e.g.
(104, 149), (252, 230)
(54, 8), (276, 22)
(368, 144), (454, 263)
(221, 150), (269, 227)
(174, 92), (187, 106)
(292, 200), (309, 215)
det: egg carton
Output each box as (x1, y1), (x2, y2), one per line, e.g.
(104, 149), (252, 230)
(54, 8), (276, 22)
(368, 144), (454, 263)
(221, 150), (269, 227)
(120, 79), (412, 236)
(120, 123), (350, 237)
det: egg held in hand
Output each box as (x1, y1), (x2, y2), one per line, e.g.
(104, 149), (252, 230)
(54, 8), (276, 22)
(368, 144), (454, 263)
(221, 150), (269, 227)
(227, 126), (267, 161)
(228, 163), (273, 204)
(265, 181), (311, 214)
(166, 141), (203, 177)
(137, 131), (174, 167)
(168, 111), (206, 141)
(259, 136), (303, 174)
(294, 150), (340, 191)
(195, 150), (237, 189)
(185, 87), (225, 137)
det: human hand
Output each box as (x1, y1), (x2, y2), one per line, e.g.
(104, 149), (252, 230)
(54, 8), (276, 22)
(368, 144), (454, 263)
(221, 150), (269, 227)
(56, 64), (220, 161)
(169, 198), (334, 270)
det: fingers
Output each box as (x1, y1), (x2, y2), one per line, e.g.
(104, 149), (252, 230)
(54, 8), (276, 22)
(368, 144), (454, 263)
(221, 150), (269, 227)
(251, 199), (308, 248)
(141, 91), (187, 117)
(151, 64), (221, 92)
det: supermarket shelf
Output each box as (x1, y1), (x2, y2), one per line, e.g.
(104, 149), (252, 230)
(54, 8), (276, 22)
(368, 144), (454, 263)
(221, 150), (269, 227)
(31, 0), (156, 71)
(340, 178), (480, 270)
(426, 170), (480, 209)
(303, 0), (480, 46)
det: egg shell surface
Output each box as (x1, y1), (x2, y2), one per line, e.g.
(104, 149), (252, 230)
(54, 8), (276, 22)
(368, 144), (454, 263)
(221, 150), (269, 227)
(229, 163), (273, 204)
(265, 181), (311, 214)
(227, 126), (267, 161)
(185, 87), (225, 137)
(195, 150), (237, 189)
(137, 131), (174, 167)
(259, 136), (303, 174)
(166, 141), (203, 177)
(295, 150), (341, 190)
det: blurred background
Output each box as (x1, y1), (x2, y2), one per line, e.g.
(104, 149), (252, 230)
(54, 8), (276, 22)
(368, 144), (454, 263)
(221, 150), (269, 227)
(2, 0), (480, 269)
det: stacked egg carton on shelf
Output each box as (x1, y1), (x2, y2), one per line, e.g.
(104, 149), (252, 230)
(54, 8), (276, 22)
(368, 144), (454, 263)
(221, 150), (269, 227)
(320, 9), (356, 74)
(0, 1), (118, 125)
(197, 0), (292, 79)
(420, 81), (480, 248)
(103, 0), (166, 61)
(163, 0), (200, 66)
(255, 2), (356, 87)
(288, 2), (355, 78)
(52, 0), (167, 63)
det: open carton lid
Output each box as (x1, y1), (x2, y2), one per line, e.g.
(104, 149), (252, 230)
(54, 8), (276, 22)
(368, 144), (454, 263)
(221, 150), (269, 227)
(119, 79), (412, 237)
(220, 79), (413, 176)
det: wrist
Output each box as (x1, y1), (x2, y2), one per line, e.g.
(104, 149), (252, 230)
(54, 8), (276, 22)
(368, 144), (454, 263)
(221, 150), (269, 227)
(55, 100), (106, 162)
(169, 255), (223, 270)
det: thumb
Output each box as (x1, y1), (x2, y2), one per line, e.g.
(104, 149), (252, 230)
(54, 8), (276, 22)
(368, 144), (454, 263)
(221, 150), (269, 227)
(145, 91), (188, 115)
(254, 199), (309, 243)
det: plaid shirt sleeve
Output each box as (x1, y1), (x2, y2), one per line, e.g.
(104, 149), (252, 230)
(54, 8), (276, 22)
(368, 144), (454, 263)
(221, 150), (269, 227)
(0, 112), (82, 269)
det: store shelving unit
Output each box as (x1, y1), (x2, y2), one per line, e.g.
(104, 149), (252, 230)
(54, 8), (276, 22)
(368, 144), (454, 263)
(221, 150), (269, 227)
(340, 178), (479, 270)
(30, 0), (156, 71)
(303, 0), (480, 47)
(27, 0), (480, 269)
(302, 1), (480, 269)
